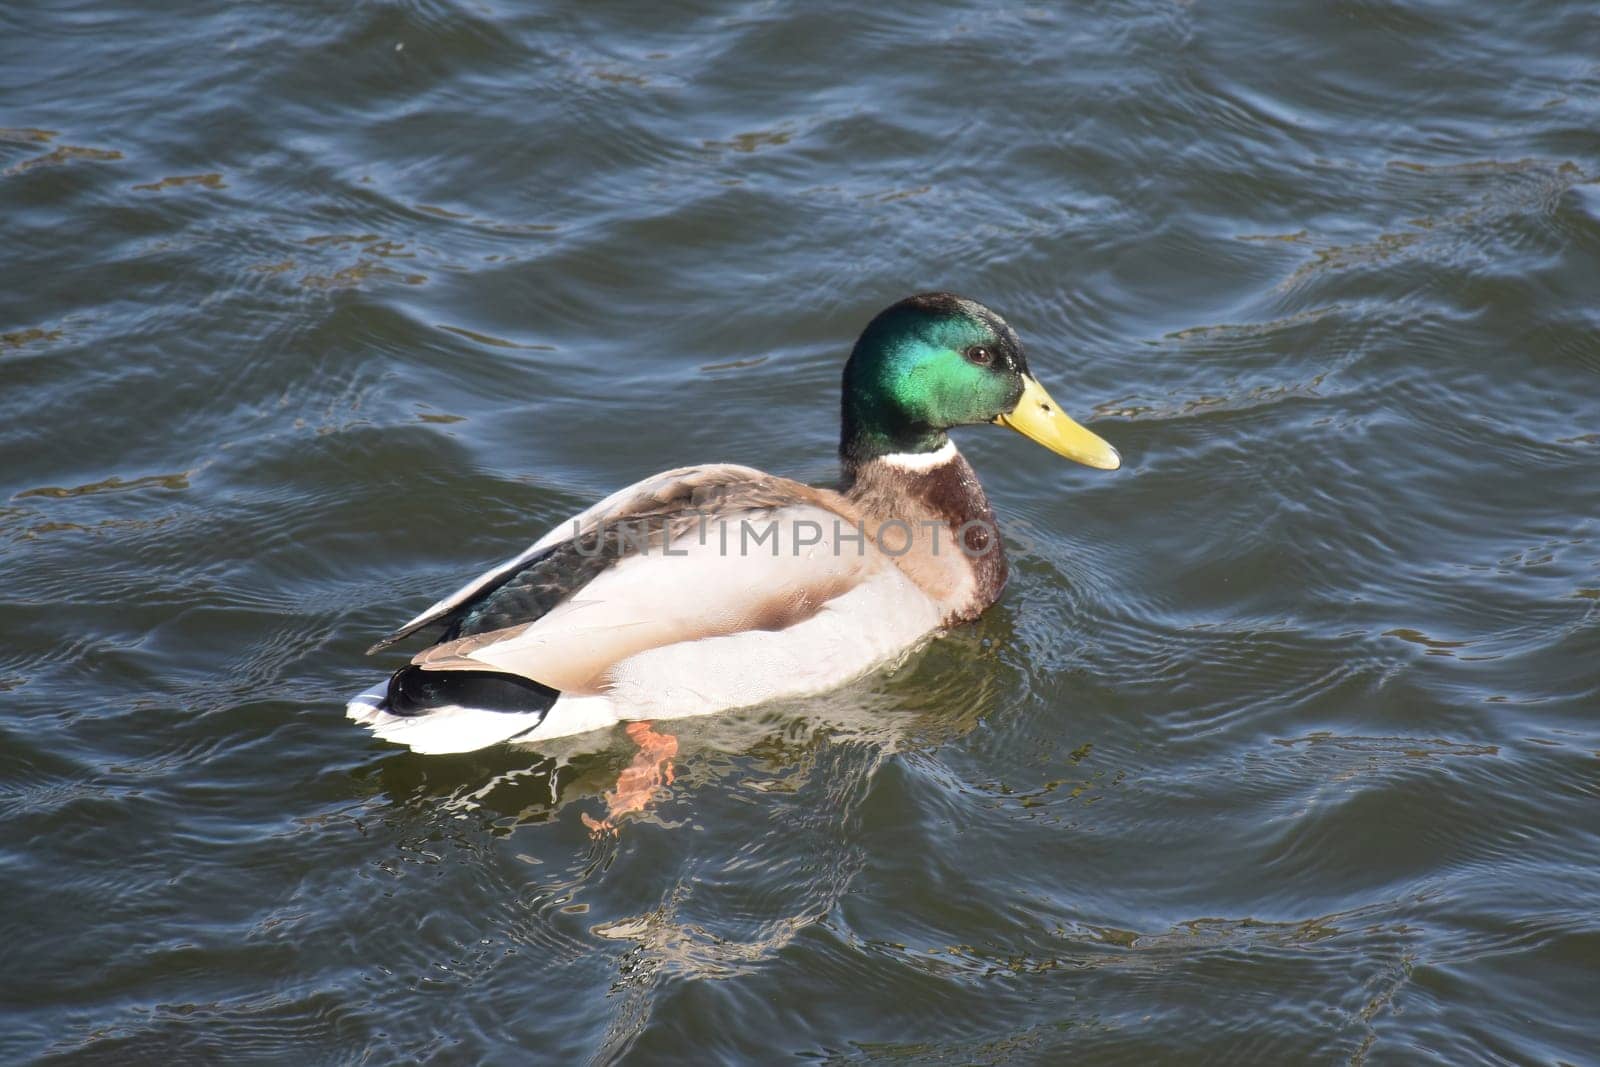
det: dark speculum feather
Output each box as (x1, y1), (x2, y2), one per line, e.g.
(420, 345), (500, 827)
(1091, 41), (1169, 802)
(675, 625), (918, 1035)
(445, 508), (734, 639)
(435, 472), (803, 642)
(443, 532), (629, 640)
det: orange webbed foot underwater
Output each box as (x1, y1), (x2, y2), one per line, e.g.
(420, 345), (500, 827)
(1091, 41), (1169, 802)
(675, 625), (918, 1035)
(582, 721), (679, 835)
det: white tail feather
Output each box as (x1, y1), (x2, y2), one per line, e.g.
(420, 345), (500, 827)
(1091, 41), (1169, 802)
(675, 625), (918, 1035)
(344, 681), (549, 754)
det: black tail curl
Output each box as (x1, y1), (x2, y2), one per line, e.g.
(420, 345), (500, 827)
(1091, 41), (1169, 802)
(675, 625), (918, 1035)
(385, 665), (560, 719)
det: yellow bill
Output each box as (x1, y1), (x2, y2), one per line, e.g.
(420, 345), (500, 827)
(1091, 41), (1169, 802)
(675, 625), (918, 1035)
(993, 375), (1121, 470)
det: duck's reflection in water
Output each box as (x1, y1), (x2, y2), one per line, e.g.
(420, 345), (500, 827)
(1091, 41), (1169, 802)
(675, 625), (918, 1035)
(357, 632), (1013, 1054)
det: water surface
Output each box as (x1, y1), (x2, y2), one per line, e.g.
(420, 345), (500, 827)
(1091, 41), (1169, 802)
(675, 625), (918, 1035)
(3, 0), (1597, 1062)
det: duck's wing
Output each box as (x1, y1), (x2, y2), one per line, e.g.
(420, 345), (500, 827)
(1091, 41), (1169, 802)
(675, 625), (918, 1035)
(366, 465), (880, 691)
(349, 463), (946, 754)
(366, 463), (786, 654)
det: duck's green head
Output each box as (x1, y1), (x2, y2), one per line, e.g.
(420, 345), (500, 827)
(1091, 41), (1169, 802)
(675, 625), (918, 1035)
(840, 292), (1121, 471)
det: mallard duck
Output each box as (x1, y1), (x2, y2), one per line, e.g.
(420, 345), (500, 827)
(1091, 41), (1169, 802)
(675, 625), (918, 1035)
(347, 292), (1120, 754)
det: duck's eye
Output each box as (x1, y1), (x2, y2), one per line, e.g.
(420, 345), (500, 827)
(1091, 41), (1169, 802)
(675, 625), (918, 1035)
(966, 346), (994, 366)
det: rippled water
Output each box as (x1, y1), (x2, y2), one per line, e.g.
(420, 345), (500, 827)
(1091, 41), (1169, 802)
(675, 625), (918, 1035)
(4, 0), (1598, 1062)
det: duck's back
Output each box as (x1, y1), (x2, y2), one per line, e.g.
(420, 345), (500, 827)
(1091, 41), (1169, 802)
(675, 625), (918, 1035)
(347, 463), (946, 753)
